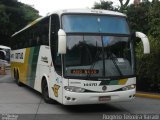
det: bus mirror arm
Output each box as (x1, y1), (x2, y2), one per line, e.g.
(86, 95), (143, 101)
(58, 29), (66, 54)
(135, 32), (150, 54)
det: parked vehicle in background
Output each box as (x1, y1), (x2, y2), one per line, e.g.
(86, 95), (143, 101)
(0, 45), (11, 67)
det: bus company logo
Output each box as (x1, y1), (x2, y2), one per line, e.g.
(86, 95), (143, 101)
(102, 85), (107, 91)
(11, 49), (25, 63)
(84, 83), (97, 86)
(15, 52), (23, 59)
(41, 56), (48, 63)
(52, 84), (60, 97)
(11, 52), (24, 60)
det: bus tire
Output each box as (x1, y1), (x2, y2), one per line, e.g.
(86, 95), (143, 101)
(13, 69), (16, 80)
(15, 70), (23, 86)
(42, 79), (53, 104)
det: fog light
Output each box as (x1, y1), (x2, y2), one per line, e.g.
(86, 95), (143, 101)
(64, 86), (85, 92)
(122, 84), (136, 91)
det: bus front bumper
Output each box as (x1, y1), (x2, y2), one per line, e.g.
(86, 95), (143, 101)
(63, 89), (136, 105)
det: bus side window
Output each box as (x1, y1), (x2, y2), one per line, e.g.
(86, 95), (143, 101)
(38, 17), (49, 46)
(50, 14), (61, 75)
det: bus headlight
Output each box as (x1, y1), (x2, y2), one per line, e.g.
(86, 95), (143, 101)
(64, 86), (85, 93)
(122, 85), (136, 91)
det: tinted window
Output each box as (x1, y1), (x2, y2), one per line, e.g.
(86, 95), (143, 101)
(11, 17), (49, 50)
(62, 15), (130, 34)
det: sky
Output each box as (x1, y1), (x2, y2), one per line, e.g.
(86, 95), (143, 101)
(18, 0), (134, 16)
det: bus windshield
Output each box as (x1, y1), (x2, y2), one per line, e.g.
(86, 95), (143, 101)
(64, 35), (134, 78)
(62, 15), (134, 79)
(62, 15), (129, 34)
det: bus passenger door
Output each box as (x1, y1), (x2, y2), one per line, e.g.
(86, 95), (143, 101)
(48, 14), (63, 103)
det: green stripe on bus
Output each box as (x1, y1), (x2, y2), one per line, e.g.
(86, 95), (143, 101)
(27, 46), (40, 87)
(100, 79), (121, 85)
(109, 80), (119, 85)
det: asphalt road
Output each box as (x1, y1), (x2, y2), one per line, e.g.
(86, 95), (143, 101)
(0, 70), (160, 120)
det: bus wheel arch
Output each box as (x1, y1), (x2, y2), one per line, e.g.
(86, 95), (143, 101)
(41, 76), (53, 104)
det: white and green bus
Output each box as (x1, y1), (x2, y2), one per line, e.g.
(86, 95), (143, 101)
(11, 9), (150, 105)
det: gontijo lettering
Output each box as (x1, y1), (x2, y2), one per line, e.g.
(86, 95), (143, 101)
(10, 49), (26, 63)
(11, 52), (23, 59)
(15, 52), (23, 59)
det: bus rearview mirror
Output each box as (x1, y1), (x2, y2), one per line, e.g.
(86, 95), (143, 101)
(58, 29), (66, 54)
(135, 32), (150, 54)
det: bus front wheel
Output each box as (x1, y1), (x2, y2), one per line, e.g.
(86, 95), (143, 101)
(42, 79), (53, 104)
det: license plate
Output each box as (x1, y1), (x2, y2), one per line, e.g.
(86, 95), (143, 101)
(99, 96), (111, 101)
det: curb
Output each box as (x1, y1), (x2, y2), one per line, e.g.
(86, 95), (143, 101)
(136, 92), (160, 99)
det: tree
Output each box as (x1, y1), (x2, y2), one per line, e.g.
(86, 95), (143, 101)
(119, 0), (130, 12)
(148, 0), (160, 39)
(93, 0), (117, 11)
(136, 35), (160, 92)
(133, 0), (160, 92)
(126, 1), (151, 34)
(0, 0), (40, 46)
(93, 0), (131, 12)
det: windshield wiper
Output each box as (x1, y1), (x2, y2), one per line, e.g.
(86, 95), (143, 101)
(109, 51), (123, 76)
(86, 49), (102, 79)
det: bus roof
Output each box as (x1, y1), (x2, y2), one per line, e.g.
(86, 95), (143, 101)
(53, 9), (126, 17)
(11, 17), (44, 37)
(12, 9), (126, 37)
